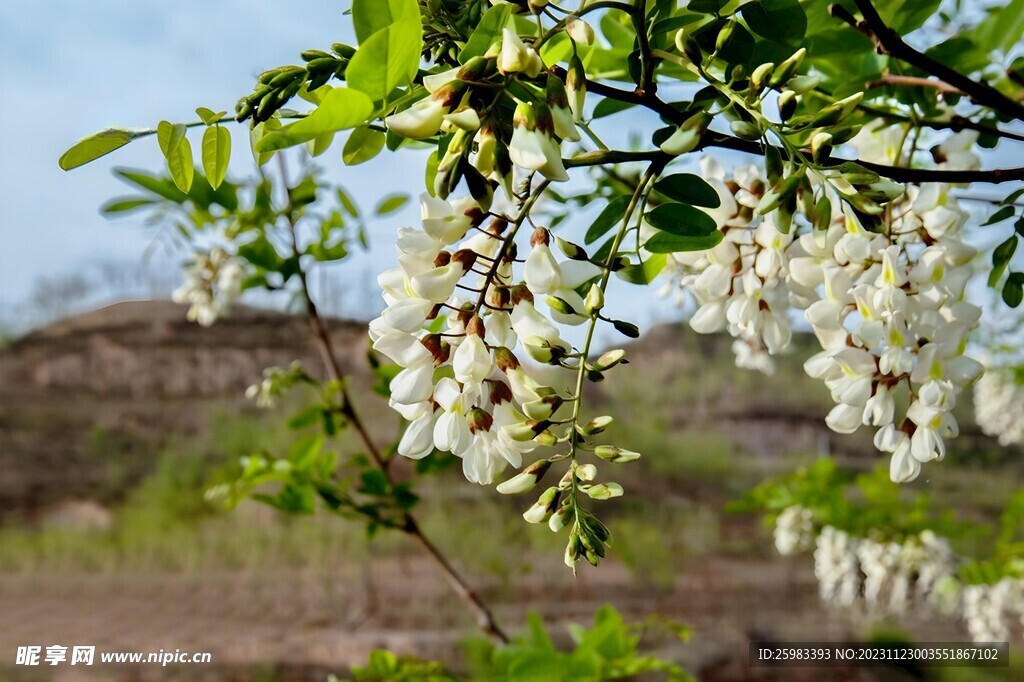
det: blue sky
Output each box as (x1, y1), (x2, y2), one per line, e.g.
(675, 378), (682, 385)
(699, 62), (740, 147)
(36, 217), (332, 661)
(1, 1), (1020, 339)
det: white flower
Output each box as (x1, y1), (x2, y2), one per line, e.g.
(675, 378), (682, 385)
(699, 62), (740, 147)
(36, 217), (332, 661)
(498, 28), (543, 77)
(774, 505), (814, 555)
(509, 103), (569, 182)
(398, 410), (437, 460)
(385, 93), (452, 140)
(453, 329), (492, 384)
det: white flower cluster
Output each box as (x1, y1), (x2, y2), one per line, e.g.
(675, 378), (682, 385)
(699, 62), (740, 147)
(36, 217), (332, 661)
(962, 578), (1024, 642)
(812, 524), (956, 614)
(171, 246), (244, 327)
(659, 158), (793, 375)
(973, 364), (1024, 445)
(661, 127), (986, 482)
(371, 194), (593, 485)
(774, 504), (814, 555)
(245, 361), (307, 409)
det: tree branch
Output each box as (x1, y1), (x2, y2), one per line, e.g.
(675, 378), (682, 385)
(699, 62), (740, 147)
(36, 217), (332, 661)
(831, 0), (1024, 122)
(551, 66), (1024, 184)
(866, 73), (964, 96)
(277, 156), (509, 645)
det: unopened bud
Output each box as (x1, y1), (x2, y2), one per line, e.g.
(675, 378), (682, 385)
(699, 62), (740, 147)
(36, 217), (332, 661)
(548, 504), (572, 532)
(584, 284), (604, 314)
(497, 459), (552, 494)
(576, 463), (597, 481)
(778, 90), (798, 121)
(494, 346), (521, 372)
(566, 55), (587, 122)
(750, 62), (774, 92)
(769, 47), (806, 88)
(585, 482), (624, 500)
(810, 131), (832, 163)
(583, 415), (613, 435)
(731, 120), (762, 140)
(565, 15), (594, 45)
(523, 395), (564, 421)
(523, 486), (559, 524)
(546, 296), (578, 316)
(593, 349), (626, 371)
(594, 445), (641, 463)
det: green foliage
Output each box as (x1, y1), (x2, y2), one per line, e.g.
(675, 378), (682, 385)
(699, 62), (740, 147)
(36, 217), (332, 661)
(465, 607), (693, 681)
(732, 459), (969, 540)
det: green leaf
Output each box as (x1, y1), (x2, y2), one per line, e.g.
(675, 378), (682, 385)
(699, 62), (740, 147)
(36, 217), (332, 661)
(114, 168), (187, 203)
(59, 128), (141, 170)
(616, 254), (668, 285)
(157, 120), (187, 157)
(375, 193), (409, 215)
(352, 0), (420, 44)
(337, 187), (360, 217)
(346, 18), (422, 102)
(195, 107), (226, 125)
(586, 195), (631, 244)
(741, 0), (807, 47)
(460, 4), (512, 64)
(989, 235), (1018, 287)
(1003, 276), (1023, 308)
(983, 205), (1015, 225)
(645, 203), (718, 237)
(100, 198), (154, 215)
(256, 88), (374, 152)
(201, 125), (231, 190)
(343, 126), (386, 165)
(165, 136), (194, 193)
(645, 230), (723, 253)
(592, 98), (637, 119)
(652, 173), (721, 208)
(307, 131), (335, 157)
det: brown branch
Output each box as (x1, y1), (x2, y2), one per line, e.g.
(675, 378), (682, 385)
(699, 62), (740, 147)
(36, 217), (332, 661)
(276, 156), (509, 645)
(865, 73), (964, 96)
(551, 66), (1024, 184)
(831, 0), (1024, 122)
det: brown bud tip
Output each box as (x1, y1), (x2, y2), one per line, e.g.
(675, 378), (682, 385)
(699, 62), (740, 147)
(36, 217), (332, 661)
(467, 407), (494, 433)
(530, 226), (550, 247)
(466, 315), (486, 337)
(488, 286), (511, 309)
(504, 242), (519, 263)
(451, 249), (478, 271)
(494, 346), (521, 372)
(489, 379), (513, 405)
(509, 284), (534, 306)
(434, 250), (452, 267)
(488, 217), (509, 236)
(421, 334), (450, 364)
(465, 206), (486, 227)
(427, 303), (443, 320)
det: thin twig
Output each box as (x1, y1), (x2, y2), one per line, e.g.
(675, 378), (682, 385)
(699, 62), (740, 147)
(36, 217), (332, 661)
(832, 0), (1024, 122)
(866, 73), (964, 96)
(276, 155), (509, 644)
(550, 66), (1024, 184)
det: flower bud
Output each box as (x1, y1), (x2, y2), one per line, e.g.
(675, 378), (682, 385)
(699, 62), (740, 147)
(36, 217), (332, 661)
(810, 131), (832, 162)
(769, 47), (806, 88)
(584, 283), (604, 314)
(715, 21), (735, 52)
(535, 429), (558, 446)
(566, 15), (594, 45)
(731, 120), (762, 140)
(594, 445), (641, 463)
(523, 486), (559, 523)
(660, 111), (711, 156)
(548, 504), (572, 532)
(592, 349), (626, 371)
(546, 296), (578, 316)
(566, 55), (587, 122)
(750, 62), (774, 92)
(576, 463), (597, 481)
(585, 482), (623, 500)
(583, 415), (613, 435)
(778, 90), (798, 121)
(497, 459), (552, 494)
(787, 74), (820, 95)
(523, 395), (564, 420)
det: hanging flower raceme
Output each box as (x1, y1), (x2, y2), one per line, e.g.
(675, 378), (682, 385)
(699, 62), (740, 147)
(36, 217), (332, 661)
(171, 246), (245, 327)
(657, 126), (985, 482)
(371, 194), (575, 486)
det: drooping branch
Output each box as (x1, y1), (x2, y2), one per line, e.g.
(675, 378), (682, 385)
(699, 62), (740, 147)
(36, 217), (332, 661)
(831, 0), (1024, 122)
(550, 66), (1024, 184)
(277, 157), (509, 645)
